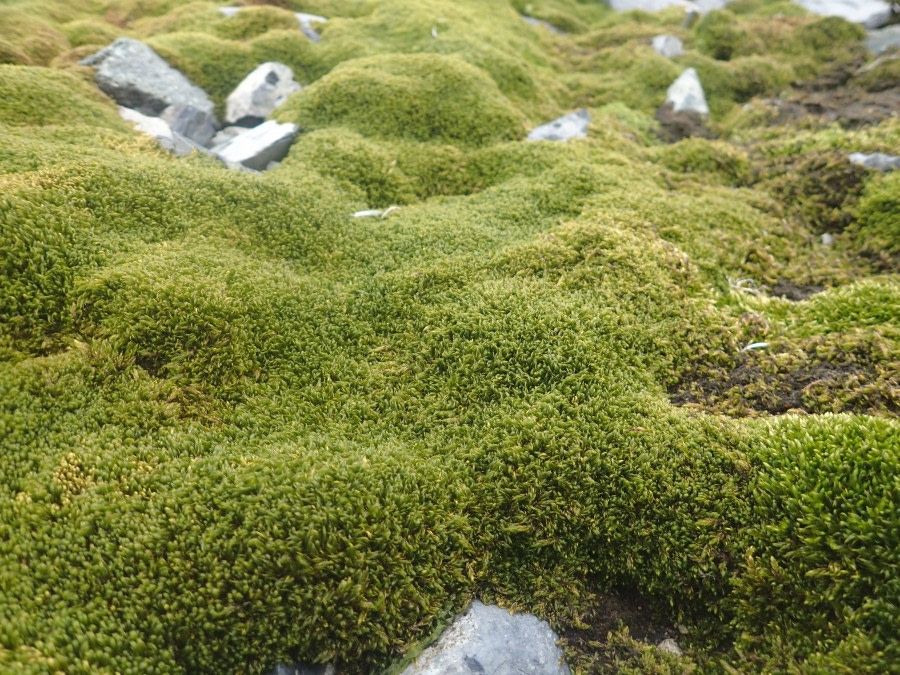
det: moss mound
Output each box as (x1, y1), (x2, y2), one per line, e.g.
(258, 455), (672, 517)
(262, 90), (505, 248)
(275, 53), (526, 146)
(0, 0), (898, 673)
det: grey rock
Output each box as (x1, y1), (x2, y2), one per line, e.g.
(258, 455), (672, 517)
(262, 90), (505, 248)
(118, 106), (200, 157)
(683, 6), (701, 27)
(657, 638), (683, 657)
(793, 0), (893, 28)
(527, 109), (590, 141)
(226, 62), (302, 126)
(160, 103), (217, 147)
(521, 15), (566, 34)
(81, 38), (217, 145)
(400, 600), (570, 675)
(848, 151), (900, 171)
(652, 34), (684, 57)
(212, 120), (298, 170)
(821, 233), (835, 246)
(211, 126), (247, 147)
(866, 25), (900, 54)
(218, 7), (240, 17)
(666, 68), (709, 115)
(296, 12), (328, 42)
(608, 0), (692, 10)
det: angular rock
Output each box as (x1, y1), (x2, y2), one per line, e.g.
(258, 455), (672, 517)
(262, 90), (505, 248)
(218, 7), (240, 17)
(666, 68), (709, 115)
(793, 0), (893, 28)
(657, 638), (684, 656)
(652, 35), (684, 58)
(527, 109), (590, 142)
(226, 62), (302, 127)
(848, 152), (900, 171)
(266, 664), (334, 675)
(866, 25), (900, 54)
(401, 601), (570, 675)
(212, 120), (298, 170)
(118, 106), (201, 157)
(81, 39), (217, 146)
(211, 126), (247, 147)
(296, 12), (328, 42)
(522, 15), (566, 34)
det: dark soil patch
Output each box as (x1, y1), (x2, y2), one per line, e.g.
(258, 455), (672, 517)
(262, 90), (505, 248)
(654, 103), (713, 143)
(768, 281), (823, 301)
(559, 590), (680, 672)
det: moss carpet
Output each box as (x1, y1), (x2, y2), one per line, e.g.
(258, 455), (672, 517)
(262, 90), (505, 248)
(0, 0), (897, 672)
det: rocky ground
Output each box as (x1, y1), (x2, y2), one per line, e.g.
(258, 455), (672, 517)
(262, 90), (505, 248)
(0, 0), (898, 673)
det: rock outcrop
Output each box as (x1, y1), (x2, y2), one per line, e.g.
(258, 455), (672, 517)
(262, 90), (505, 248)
(226, 62), (302, 127)
(527, 109), (590, 141)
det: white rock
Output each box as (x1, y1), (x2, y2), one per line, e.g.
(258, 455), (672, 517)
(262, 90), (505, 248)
(226, 62), (302, 126)
(849, 152), (900, 171)
(527, 109), (590, 141)
(211, 126), (247, 147)
(81, 38), (217, 146)
(118, 106), (199, 156)
(401, 600), (570, 675)
(212, 120), (298, 170)
(296, 12), (328, 42)
(666, 68), (709, 115)
(657, 638), (684, 657)
(866, 25), (900, 54)
(353, 206), (399, 218)
(821, 233), (835, 246)
(652, 34), (684, 57)
(793, 0), (893, 28)
(218, 6), (240, 17)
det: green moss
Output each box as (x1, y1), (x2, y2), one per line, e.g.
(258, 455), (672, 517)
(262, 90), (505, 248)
(695, 9), (760, 61)
(0, 8), (70, 65)
(0, 65), (120, 127)
(275, 53), (526, 146)
(0, 1), (898, 674)
(60, 18), (122, 47)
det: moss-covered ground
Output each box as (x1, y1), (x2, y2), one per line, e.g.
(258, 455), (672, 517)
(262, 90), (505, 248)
(0, 0), (897, 672)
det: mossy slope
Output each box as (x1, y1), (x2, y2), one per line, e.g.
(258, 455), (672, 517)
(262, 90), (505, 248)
(0, 0), (897, 673)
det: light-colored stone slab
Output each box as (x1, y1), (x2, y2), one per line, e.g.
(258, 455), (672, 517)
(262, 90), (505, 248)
(212, 120), (298, 170)
(226, 62), (302, 126)
(666, 68), (709, 115)
(527, 109), (590, 141)
(793, 0), (893, 28)
(652, 35), (684, 57)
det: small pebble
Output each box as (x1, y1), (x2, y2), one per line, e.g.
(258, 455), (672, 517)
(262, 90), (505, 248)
(657, 638), (683, 656)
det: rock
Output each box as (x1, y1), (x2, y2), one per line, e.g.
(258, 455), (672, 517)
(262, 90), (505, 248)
(793, 0), (893, 29)
(212, 120), (298, 170)
(80, 38), (217, 146)
(866, 25), (900, 54)
(666, 68), (709, 115)
(822, 233), (835, 246)
(226, 62), (302, 127)
(353, 206), (400, 218)
(218, 7), (240, 17)
(527, 109), (590, 142)
(296, 12), (328, 42)
(400, 600), (570, 675)
(211, 126), (246, 147)
(848, 152), (900, 171)
(683, 6), (701, 27)
(652, 35), (684, 58)
(118, 106), (200, 157)
(657, 638), (684, 657)
(521, 15), (566, 34)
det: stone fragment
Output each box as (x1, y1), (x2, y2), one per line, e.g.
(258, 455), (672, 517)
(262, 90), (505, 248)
(353, 206), (399, 218)
(80, 38), (217, 145)
(266, 664), (334, 675)
(683, 6), (701, 27)
(666, 68), (709, 115)
(400, 600), (570, 675)
(793, 0), (892, 28)
(866, 25), (900, 54)
(657, 638), (684, 656)
(118, 106), (199, 157)
(652, 34), (684, 58)
(218, 7), (240, 17)
(521, 15), (566, 34)
(296, 13), (328, 42)
(527, 109), (590, 142)
(212, 120), (298, 170)
(848, 152), (900, 171)
(211, 126), (246, 147)
(821, 233), (835, 246)
(226, 62), (302, 126)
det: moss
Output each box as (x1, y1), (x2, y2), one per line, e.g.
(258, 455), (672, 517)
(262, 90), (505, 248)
(0, 65), (120, 127)
(695, 9), (760, 61)
(851, 54), (900, 92)
(275, 53), (526, 146)
(0, 1), (898, 674)
(60, 18), (122, 47)
(0, 8), (70, 65)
